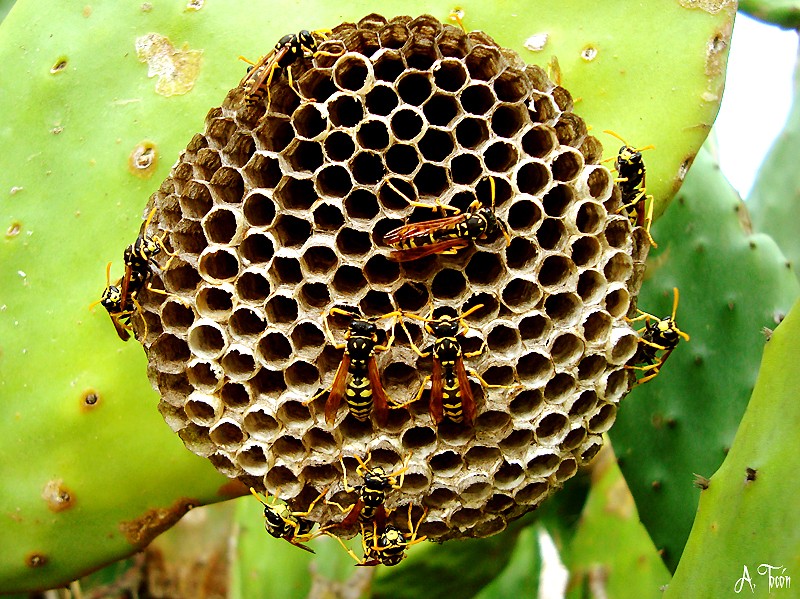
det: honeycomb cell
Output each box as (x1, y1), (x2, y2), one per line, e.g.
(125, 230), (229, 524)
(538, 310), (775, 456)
(456, 117), (490, 149)
(187, 359), (223, 392)
(328, 94), (365, 128)
(293, 103), (328, 140)
(385, 144), (420, 175)
(396, 71), (433, 106)
(390, 107), (426, 141)
(333, 53), (375, 94)
(357, 120), (391, 151)
(424, 93), (461, 126)
(202, 207), (241, 245)
(515, 160), (550, 196)
(195, 285), (234, 319)
(180, 180), (213, 220)
(323, 131), (357, 162)
(365, 84), (399, 116)
(243, 154), (282, 190)
(450, 153), (482, 185)
(140, 14), (649, 544)
(301, 244), (339, 276)
(236, 270), (271, 303)
(240, 231), (275, 264)
(419, 128), (456, 162)
(160, 299), (195, 333)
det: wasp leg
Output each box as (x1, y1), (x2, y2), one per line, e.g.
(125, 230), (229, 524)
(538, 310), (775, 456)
(391, 374), (431, 410)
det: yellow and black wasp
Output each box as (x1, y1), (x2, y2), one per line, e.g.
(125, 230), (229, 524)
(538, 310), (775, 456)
(328, 452), (410, 529)
(627, 287), (690, 385)
(305, 308), (400, 426)
(240, 30), (342, 110)
(249, 486), (328, 553)
(399, 304), (518, 426)
(119, 207), (175, 309)
(383, 177), (511, 262)
(89, 262), (136, 341)
(603, 130), (657, 247)
(331, 503), (428, 567)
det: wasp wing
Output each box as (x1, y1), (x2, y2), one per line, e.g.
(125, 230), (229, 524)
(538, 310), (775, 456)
(388, 238), (470, 262)
(368, 355), (389, 427)
(324, 353), (351, 425)
(109, 313), (131, 342)
(286, 538), (316, 554)
(455, 357), (476, 426)
(383, 213), (466, 246)
(339, 499), (365, 528)
(429, 354), (444, 424)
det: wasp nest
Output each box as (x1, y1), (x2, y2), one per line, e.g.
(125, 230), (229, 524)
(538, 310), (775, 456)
(137, 14), (649, 542)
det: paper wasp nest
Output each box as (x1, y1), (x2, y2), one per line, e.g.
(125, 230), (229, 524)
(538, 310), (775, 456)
(137, 14), (649, 541)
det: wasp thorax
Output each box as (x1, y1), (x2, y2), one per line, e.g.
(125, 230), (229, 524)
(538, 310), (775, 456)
(136, 13), (649, 543)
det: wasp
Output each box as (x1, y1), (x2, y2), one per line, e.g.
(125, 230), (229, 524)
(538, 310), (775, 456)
(603, 130), (657, 247)
(240, 30), (343, 110)
(89, 262), (135, 341)
(119, 207), (175, 309)
(305, 308), (400, 426)
(249, 486), (328, 553)
(398, 304), (519, 426)
(328, 452), (410, 529)
(627, 287), (690, 385)
(332, 503), (428, 567)
(383, 177), (511, 262)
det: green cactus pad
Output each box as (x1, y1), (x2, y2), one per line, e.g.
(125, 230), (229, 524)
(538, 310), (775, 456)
(665, 297), (800, 598)
(0, 0), (733, 590)
(609, 147), (800, 572)
(565, 445), (670, 599)
(739, 0), (800, 27)
(748, 51), (800, 279)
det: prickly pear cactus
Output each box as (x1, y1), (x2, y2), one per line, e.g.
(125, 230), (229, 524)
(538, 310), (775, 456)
(665, 296), (800, 598)
(0, 0), (733, 593)
(610, 147), (800, 572)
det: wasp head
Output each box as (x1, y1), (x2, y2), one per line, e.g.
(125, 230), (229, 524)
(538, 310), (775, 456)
(100, 285), (122, 312)
(298, 30), (317, 52)
(349, 318), (378, 339)
(428, 316), (460, 338)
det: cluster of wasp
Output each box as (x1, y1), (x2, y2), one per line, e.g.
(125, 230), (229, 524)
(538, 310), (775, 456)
(93, 23), (691, 566)
(91, 208), (174, 342)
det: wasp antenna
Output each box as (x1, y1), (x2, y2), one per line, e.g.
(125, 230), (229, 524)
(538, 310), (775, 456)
(458, 303), (485, 321)
(142, 206), (157, 232)
(670, 287), (680, 321)
(488, 175), (496, 210)
(249, 487), (269, 506)
(449, 8), (466, 32)
(602, 129), (629, 146)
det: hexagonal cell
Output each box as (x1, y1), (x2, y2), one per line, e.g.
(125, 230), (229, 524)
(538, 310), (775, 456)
(281, 140), (324, 174)
(418, 128), (456, 163)
(365, 83), (399, 116)
(423, 93), (461, 126)
(356, 119), (391, 151)
(333, 53), (375, 94)
(455, 117), (490, 149)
